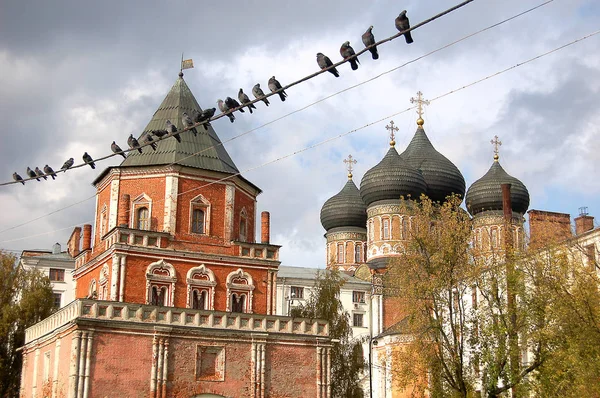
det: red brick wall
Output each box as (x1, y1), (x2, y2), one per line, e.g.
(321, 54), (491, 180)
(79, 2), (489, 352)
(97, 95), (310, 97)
(265, 343), (319, 398)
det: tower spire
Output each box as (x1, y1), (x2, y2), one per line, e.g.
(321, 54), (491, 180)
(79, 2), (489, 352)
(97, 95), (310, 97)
(410, 91), (430, 127)
(343, 154), (357, 179)
(491, 135), (502, 161)
(385, 120), (399, 147)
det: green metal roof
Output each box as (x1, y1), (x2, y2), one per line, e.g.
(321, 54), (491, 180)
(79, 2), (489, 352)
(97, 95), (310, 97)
(120, 72), (239, 174)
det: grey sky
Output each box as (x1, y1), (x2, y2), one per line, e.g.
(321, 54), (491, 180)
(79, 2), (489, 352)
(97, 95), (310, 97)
(0, 0), (599, 267)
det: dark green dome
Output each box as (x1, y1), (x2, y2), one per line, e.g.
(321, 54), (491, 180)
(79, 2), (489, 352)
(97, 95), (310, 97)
(465, 160), (530, 216)
(399, 127), (465, 203)
(320, 179), (367, 231)
(360, 147), (427, 206)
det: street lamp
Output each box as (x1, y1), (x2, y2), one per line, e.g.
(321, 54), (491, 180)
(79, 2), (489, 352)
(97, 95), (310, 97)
(285, 291), (296, 316)
(369, 338), (378, 398)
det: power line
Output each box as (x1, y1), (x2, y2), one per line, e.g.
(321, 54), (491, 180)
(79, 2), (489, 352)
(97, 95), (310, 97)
(2, 27), (598, 245)
(1, 1), (477, 187)
(0, 221), (94, 244)
(0, 1), (555, 237)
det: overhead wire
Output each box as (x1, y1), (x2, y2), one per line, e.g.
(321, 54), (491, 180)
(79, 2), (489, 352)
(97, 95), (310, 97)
(0, 0), (480, 187)
(0, 0), (556, 238)
(2, 27), (599, 246)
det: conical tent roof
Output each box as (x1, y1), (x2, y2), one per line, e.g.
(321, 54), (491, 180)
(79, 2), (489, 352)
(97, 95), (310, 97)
(120, 72), (239, 174)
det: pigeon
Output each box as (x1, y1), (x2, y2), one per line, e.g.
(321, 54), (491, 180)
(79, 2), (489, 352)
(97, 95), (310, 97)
(316, 53), (340, 77)
(268, 76), (287, 102)
(61, 158), (74, 171)
(166, 120), (181, 143)
(252, 84), (270, 106)
(143, 134), (158, 151)
(238, 89), (257, 114)
(13, 172), (25, 185)
(362, 26), (379, 60)
(27, 167), (39, 181)
(128, 134), (142, 154)
(225, 97), (245, 113)
(395, 10), (414, 44)
(43, 165), (57, 180)
(182, 112), (198, 136)
(340, 42), (360, 70)
(83, 152), (95, 169)
(217, 99), (235, 123)
(194, 108), (216, 128)
(35, 167), (48, 180)
(151, 129), (168, 139)
(111, 141), (127, 159)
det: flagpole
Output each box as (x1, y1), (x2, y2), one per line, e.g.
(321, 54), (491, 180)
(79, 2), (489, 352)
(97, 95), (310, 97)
(180, 53), (184, 73)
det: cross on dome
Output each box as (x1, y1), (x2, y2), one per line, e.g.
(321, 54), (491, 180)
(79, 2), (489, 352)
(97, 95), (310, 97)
(410, 91), (430, 127)
(343, 154), (357, 179)
(385, 121), (399, 147)
(491, 135), (502, 161)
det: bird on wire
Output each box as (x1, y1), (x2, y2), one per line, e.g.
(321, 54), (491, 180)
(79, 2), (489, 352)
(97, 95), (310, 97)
(111, 141), (127, 159)
(128, 134), (142, 154)
(182, 112), (198, 136)
(151, 129), (168, 139)
(252, 84), (270, 106)
(238, 89), (257, 114)
(225, 97), (245, 113)
(82, 152), (96, 169)
(362, 26), (379, 60)
(35, 167), (48, 180)
(143, 134), (158, 151)
(217, 99), (235, 123)
(395, 10), (414, 44)
(13, 172), (25, 185)
(340, 42), (360, 70)
(268, 76), (287, 101)
(61, 158), (74, 172)
(43, 165), (57, 180)
(166, 120), (181, 143)
(27, 167), (40, 181)
(316, 53), (340, 77)
(195, 108), (216, 128)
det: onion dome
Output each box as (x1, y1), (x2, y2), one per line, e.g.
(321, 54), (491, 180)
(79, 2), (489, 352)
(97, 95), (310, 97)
(320, 176), (367, 231)
(360, 147), (427, 206)
(465, 157), (530, 216)
(399, 120), (466, 203)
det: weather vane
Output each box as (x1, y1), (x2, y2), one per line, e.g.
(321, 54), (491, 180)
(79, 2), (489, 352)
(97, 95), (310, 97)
(385, 121), (399, 147)
(344, 155), (357, 179)
(491, 135), (502, 161)
(410, 91), (430, 126)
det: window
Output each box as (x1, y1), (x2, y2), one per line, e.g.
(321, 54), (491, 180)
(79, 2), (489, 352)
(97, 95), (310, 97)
(88, 279), (97, 299)
(192, 208), (205, 234)
(338, 244), (344, 263)
(49, 268), (65, 282)
(187, 265), (216, 310)
(196, 345), (225, 381)
(100, 205), (108, 238)
(383, 218), (390, 240)
(290, 286), (304, 299)
(354, 244), (361, 263)
(146, 260), (177, 307)
(402, 217), (408, 239)
(137, 207), (150, 230)
(53, 293), (62, 308)
(226, 268), (255, 313)
(491, 228), (498, 249)
(151, 286), (168, 306)
(231, 293), (246, 313)
(192, 289), (208, 310)
(352, 291), (366, 303)
(353, 313), (364, 327)
(368, 220), (374, 242)
(239, 208), (248, 242)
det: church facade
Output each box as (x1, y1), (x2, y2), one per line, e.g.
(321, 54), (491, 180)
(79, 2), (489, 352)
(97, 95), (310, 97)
(20, 72), (332, 398)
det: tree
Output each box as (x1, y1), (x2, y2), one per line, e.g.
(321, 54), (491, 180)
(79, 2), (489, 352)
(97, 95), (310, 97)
(384, 195), (595, 398)
(291, 269), (365, 398)
(0, 251), (55, 397)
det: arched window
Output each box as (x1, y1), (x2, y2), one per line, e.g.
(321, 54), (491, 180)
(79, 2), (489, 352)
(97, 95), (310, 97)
(401, 217), (408, 240)
(98, 264), (109, 300)
(368, 220), (374, 242)
(146, 260), (177, 307)
(190, 194), (211, 235)
(99, 205), (108, 238)
(186, 264), (216, 310)
(354, 244), (361, 263)
(338, 244), (345, 264)
(137, 207), (150, 230)
(88, 279), (97, 299)
(383, 219), (390, 240)
(226, 269), (255, 313)
(239, 209), (248, 242)
(491, 228), (498, 249)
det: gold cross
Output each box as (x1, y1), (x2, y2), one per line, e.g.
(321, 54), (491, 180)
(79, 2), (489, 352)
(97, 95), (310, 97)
(491, 135), (502, 161)
(385, 121), (399, 147)
(410, 91), (430, 126)
(343, 154), (357, 179)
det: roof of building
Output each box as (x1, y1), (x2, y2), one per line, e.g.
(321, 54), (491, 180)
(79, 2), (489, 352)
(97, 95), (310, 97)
(277, 266), (371, 285)
(320, 178), (367, 231)
(376, 316), (411, 338)
(360, 147), (427, 206)
(20, 250), (74, 261)
(465, 158), (530, 216)
(399, 126), (465, 203)
(93, 73), (260, 192)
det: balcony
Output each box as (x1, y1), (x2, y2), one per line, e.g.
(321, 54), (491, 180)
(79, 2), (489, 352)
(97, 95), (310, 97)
(103, 226), (171, 250)
(237, 241), (281, 261)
